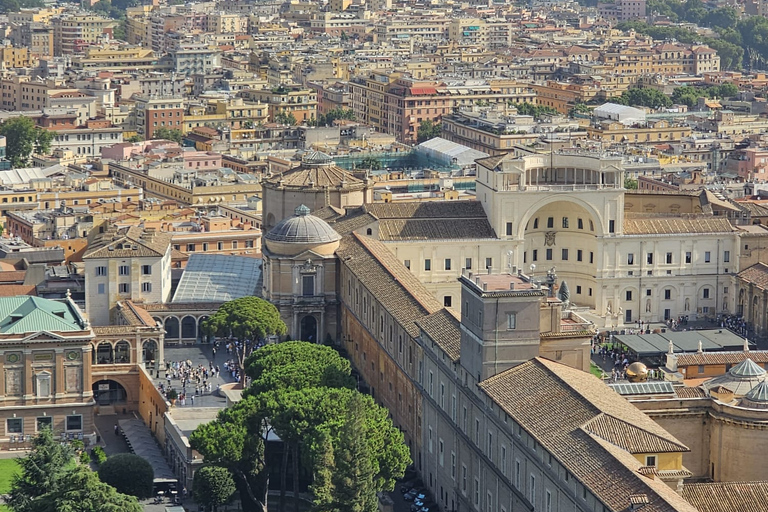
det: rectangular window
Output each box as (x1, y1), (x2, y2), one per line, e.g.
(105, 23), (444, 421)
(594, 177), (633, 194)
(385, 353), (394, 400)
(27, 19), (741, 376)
(724, 250), (730, 262)
(590, 252), (594, 263)
(485, 257), (492, 269)
(440, 383), (445, 409)
(217, 242), (223, 251)
(561, 248), (568, 260)
(302, 275), (314, 297)
(627, 253), (634, 265)
(36, 416), (52, 432)
(474, 478), (479, 507)
(142, 282), (152, 293)
(705, 251), (711, 263)
(429, 371), (433, 396)
(577, 249), (583, 261)
(463, 407), (467, 432)
(562, 217), (569, 228)
(515, 459), (521, 488)
(404, 260), (410, 270)
(487, 432), (493, 459)
(6, 418), (22, 434)
(646, 455), (657, 467)
(66, 415), (82, 431)
(118, 283), (130, 294)
(451, 452), (456, 479)
(703, 288), (710, 299)
(576, 285), (582, 294)
(475, 418), (480, 445)
(666, 252), (673, 264)
(578, 218), (583, 229)
(647, 252), (653, 264)
(425, 259), (431, 271)
(428, 426), (433, 453)
(626, 290), (632, 301)
(451, 395), (456, 421)
(501, 445), (507, 476)
(665, 289), (671, 300)
(444, 259), (451, 271)
(97, 283), (105, 294)
(546, 248), (552, 260)
(439, 439), (444, 466)
(547, 217), (554, 228)
(506, 222), (513, 236)
(532, 249), (538, 261)
(465, 258), (472, 269)
(118, 265), (129, 276)
(529, 475), (536, 507)
(187, 243), (195, 252)
(609, 220), (615, 233)
(507, 313), (516, 329)
(686, 251), (692, 263)
(141, 265), (152, 275)
(462, 465), (467, 494)
(95, 266), (107, 276)
(546, 490), (552, 512)
(444, 296), (452, 307)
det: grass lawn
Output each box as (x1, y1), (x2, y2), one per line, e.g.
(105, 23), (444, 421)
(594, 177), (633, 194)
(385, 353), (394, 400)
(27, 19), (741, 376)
(590, 362), (607, 380)
(0, 458), (20, 512)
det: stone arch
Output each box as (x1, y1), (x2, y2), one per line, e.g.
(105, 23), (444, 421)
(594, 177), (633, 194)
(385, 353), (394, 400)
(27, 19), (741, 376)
(91, 376), (135, 405)
(165, 316), (180, 339)
(95, 341), (114, 364)
(115, 340), (131, 364)
(266, 212), (276, 229)
(143, 339), (158, 363)
(517, 195), (605, 240)
(300, 315), (318, 342)
(181, 316), (197, 339)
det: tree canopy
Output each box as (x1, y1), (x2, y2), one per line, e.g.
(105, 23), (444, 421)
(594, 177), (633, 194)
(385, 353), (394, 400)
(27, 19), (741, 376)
(192, 466), (237, 512)
(515, 102), (559, 119)
(151, 127), (183, 143)
(0, 117), (55, 168)
(97, 453), (154, 499)
(316, 108), (355, 127)
(416, 119), (441, 143)
(614, 87), (671, 109)
(0, 0), (44, 14)
(8, 429), (141, 512)
(274, 111), (298, 126)
(670, 84), (739, 107)
(191, 341), (410, 512)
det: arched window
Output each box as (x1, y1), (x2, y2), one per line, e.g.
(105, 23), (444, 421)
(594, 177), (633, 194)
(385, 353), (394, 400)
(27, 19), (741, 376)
(96, 342), (114, 364)
(115, 340), (130, 364)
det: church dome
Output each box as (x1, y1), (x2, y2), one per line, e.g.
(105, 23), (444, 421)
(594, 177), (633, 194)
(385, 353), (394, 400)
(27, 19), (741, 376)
(703, 358), (766, 397)
(264, 205), (341, 244)
(742, 380), (768, 409)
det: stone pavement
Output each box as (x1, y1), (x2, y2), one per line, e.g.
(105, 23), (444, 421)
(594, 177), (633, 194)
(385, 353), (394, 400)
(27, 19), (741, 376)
(155, 344), (239, 408)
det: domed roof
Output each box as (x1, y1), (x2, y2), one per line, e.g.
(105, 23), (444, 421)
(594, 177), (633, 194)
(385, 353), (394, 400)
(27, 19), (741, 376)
(264, 205), (341, 244)
(302, 150), (334, 166)
(729, 358), (766, 378)
(744, 380), (768, 403)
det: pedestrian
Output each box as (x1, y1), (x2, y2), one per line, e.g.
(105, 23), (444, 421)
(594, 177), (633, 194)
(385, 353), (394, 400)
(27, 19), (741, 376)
(190, 395), (194, 405)
(114, 424), (119, 436)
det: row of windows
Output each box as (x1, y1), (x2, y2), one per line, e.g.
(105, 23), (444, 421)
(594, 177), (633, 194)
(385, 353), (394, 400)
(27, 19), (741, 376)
(97, 282), (152, 294)
(405, 257), (493, 272)
(173, 240), (254, 252)
(623, 286), (722, 301)
(525, 216), (595, 232)
(626, 250), (729, 265)
(7, 415), (82, 435)
(95, 265), (152, 276)
(527, 248), (593, 264)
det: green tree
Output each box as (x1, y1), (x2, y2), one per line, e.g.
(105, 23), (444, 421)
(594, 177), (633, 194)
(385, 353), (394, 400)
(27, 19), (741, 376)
(309, 432), (335, 512)
(615, 87), (672, 109)
(274, 111), (298, 126)
(97, 453), (154, 499)
(245, 340), (355, 396)
(202, 297), (287, 387)
(331, 393), (377, 512)
(25, 465), (142, 512)
(151, 127), (183, 143)
(417, 119), (441, 143)
(125, 134), (143, 143)
(624, 177), (638, 189)
(359, 156), (382, 171)
(190, 396), (268, 512)
(7, 428), (74, 512)
(192, 466), (237, 512)
(0, 117), (55, 168)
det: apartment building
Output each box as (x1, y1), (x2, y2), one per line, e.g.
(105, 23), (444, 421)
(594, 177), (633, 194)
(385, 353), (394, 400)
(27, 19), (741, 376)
(587, 119), (692, 146)
(241, 84), (318, 124)
(52, 13), (116, 56)
(205, 12), (248, 34)
(83, 225), (172, 326)
(70, 48), (162, 72)
(349, 74), (536, 143)
(133, 95), (184, 139)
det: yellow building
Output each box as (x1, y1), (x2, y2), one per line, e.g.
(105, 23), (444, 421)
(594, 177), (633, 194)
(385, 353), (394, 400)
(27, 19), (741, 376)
(71, 47), (160, 71)
(0, 47), (30, 69)
(587, 120), (692, 146)
(241, 85), (318, 125)
(52, 14), (117, 56)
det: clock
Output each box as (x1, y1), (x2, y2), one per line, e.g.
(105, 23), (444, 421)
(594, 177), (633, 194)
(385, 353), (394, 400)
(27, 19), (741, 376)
(66, 351), (79, 361)
(6, 353), (19, 363)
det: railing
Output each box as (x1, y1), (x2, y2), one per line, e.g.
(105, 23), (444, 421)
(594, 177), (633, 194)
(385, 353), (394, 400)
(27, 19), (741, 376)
(500, 183), (619, 192)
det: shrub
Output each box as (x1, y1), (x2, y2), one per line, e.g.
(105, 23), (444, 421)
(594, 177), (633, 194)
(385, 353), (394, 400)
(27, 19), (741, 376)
(98, 453), (154, 499)
(79, 450), (91, 465)
(91, 446), (107, 465)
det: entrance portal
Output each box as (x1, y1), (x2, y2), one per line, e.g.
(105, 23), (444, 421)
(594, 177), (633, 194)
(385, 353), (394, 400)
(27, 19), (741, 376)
(92, 380), (127, 405)
(300, 315), (317, 342)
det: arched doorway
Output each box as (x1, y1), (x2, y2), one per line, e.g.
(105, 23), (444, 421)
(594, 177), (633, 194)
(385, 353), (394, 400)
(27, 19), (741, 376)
(523, 200), (599, 309)
(165, 317), (179, 339)
(300, 315), (317, 342)
(92, 380), (127, 405)
(181, 316), (196, 339)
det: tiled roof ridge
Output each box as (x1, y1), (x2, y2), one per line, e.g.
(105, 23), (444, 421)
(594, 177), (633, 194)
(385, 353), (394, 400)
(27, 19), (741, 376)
(581, 412), (689, 453)
(352, 232), (442, 315)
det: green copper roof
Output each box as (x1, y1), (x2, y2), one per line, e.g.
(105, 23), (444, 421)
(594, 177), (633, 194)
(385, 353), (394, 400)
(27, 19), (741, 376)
(0, 296), (85, 334)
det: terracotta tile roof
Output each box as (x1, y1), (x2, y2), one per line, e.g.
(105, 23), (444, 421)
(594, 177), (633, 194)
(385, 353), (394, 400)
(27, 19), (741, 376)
(676, 350), (768, 367)
(267, 164), (363, 188)
(675, 387), (707, 398)
(623, 217), (736, 235)
(682, 481), (768, 512)
(480, 358), (697, 512)
(0, 271), (26, 283)
(364, 200), (488, 219)
(0, 284), (36, 297)
(582, 414), (688, 453)
(116, 300), (158, 327)
(84, 225), (171, 259)
(312, 205), (346, 222)
(331, 211), (378, 235)
(378, 218), (496, 241)
(416, 308), (461, 362)
(738, 263), (768, 289)
(336, 233), (442, 338)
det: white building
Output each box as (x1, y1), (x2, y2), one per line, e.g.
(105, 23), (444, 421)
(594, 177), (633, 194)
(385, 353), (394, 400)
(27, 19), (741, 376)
(83, 225), (172, 326)
(593, 103), (646, 125)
